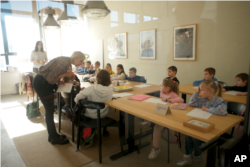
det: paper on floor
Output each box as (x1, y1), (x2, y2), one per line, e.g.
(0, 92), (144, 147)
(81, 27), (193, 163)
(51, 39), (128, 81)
(135, 84), (152, 88)
(56, 83), (73, 93)
(223, 91), (242, 95)
(186, 108), (212, 119)
(113, 93), (133, 98)
(144, 98), (168, 105)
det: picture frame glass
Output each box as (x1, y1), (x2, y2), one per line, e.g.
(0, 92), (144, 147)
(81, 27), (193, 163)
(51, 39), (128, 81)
(140, 29), (156, 59)
(115, 33), (127, 58)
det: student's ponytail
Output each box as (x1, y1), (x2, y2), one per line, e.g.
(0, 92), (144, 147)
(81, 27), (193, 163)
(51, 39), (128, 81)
(117, 64), (126, 75)
(200, 80), (223, 97)
(217, 83), (223, 97)
(162, 78), (179, 94)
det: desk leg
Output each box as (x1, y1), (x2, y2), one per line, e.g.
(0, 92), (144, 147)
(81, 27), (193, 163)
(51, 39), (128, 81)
(58, 93), (61, 133)
(206, 142), (217, 167)
(110, 112), (151, 161)
(182, 94), (187, 103)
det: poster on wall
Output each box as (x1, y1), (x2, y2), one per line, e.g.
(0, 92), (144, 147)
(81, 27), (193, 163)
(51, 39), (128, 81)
(173, 24), (197, 61)
(140, 29), (156, 60)
(115, 32), (127, 59)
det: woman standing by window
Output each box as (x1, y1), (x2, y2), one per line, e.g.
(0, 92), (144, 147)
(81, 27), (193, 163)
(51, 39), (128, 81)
(31, 41), (48, 73)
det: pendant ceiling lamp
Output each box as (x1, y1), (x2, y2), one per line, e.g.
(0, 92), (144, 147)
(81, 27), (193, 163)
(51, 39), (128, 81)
(43, 8), (60, 30)
(82, 0), (110, 20)
(57, 3), (78, 26)
(0, 0), (9, 3)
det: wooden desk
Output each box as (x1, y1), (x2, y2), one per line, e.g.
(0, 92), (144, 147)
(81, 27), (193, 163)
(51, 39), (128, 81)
(105, 96), (244, 142)
(179, 84), (247, 105)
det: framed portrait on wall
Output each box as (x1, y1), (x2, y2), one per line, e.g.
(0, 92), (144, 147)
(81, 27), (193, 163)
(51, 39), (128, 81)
(140, 29), (156, 60)
(115, 32), (127, 59)
(173, 24), (197, 61)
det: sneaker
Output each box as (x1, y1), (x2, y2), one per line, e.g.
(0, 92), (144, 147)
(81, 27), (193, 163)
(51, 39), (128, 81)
(51, 136), (69, 145)
(177, 154), (192, 166)
(192, 155), (202, 164)
(148, 148), (161, 159)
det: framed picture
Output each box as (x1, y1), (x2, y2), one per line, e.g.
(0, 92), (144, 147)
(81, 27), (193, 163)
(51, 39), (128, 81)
(173, 24), (197, 61)
(115, 32), (127, 59)
(140, 29), (156, 60)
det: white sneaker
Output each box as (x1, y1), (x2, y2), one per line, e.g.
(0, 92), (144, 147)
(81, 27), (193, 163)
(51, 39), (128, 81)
(177, 154), (192, 166)
(192, 155), (202, 164)
(148, 148), (161, 159)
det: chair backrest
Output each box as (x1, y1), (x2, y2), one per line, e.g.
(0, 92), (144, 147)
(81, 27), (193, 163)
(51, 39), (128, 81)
(79, 99), (105, 110)
(140, 76), (147, 83)
(227, 102), (245, 116)
(218, 81), (227, 87)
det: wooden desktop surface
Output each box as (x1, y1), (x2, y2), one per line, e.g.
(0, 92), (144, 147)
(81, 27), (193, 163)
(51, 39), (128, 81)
(104, 96), (244, 142)
(179, 84), (247, 105)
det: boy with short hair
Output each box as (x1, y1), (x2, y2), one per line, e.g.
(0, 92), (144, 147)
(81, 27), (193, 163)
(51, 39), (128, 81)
(167, 66), (180, 85)
(85, 61), (95, 74)
(94, 61), (101, 76)
(223, 73), (248, 96)
(75, 62), (85, 73)
(127, 67), (143, 82)
(193, 67), (218, 86)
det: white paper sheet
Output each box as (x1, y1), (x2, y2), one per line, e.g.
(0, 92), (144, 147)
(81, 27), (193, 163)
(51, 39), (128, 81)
(124, 82), (131, 85)
(223, 91), (242, 96)
(186, 108), (212, 119)
(135, 84), (152, 88)
(193, 87), (198, 89)
(113, 93), (133, 98)
(144, 98), (168, 105)
(56, 83), (73, 93)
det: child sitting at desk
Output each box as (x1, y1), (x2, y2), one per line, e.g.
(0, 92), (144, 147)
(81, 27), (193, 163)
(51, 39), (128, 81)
(193, 67), (218, 86)
(105, 63), (115, 75)
(166, 66), (180, 85)
(177, 80), (227, 166)
(127, 67), (142, 82)
(75, 70), (113, 136)
(85, 61), (95, 74)
(111, 64), (126, 80)
(148, 78), (184, 159)
(94, 61), (101, 76)
(223, 73), (248, 96)
(75, 63), (85, 73)
(61, 66), (81, 107)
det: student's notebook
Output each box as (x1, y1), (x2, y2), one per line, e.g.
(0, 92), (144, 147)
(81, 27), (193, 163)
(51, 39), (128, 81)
(113, 85), (133, 92)
(171, 103), (188, 110)
(127, 94), (150, 101)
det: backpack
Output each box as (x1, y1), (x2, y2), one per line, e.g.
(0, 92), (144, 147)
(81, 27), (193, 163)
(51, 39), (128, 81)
(26, 100), (41, 118)
(161, 128), (180, 143)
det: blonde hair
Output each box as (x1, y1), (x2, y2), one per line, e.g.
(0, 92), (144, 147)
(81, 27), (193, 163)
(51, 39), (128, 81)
(200, 80), (223, 97)
(162, 78), (179, 94)
(70, 51), (85, 61)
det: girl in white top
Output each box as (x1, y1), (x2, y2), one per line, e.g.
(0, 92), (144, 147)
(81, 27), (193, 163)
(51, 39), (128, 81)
(111, 64), (126, 80)
(30, 41), (48, 73)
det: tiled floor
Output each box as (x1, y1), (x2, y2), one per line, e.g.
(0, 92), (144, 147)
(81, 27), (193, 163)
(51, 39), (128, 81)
(1, 94), (223, 167)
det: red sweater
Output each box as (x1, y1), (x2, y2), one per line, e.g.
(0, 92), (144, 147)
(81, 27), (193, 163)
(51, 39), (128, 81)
(160, 91), (184, 103)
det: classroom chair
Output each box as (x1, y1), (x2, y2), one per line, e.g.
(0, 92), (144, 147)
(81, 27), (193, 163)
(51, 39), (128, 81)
(140, 76), (147, 83)
(76, 99), (119, 164)
(218, 81), (227, 87)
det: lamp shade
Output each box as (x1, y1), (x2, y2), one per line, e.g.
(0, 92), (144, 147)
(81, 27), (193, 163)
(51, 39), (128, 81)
(57, 4), (78, 26)
(82, 1), (110, 20)
(43, 8), (60, 30)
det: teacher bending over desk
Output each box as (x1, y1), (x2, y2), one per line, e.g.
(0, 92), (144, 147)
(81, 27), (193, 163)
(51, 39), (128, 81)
(33, 51), (85, 145)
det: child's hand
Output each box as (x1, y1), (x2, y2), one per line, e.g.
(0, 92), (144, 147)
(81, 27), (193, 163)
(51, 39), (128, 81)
(197, 86), (201, 94)
(202, 106), (209, 111)
(162, 98), (170, 102)
(90, 64), (94, 68)
(236, 92), (247, 96)
(59, 81), (65, 86)
(74, 81), (80, 86)
(81, 87), (85, 91)
(223, 88), (226, 92)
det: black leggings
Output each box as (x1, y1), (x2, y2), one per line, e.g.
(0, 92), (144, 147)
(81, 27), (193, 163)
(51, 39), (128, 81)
(33, 75), (58, 138)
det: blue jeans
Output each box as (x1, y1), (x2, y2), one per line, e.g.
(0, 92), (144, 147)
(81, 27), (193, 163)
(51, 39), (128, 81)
(185, 136), (203, 156)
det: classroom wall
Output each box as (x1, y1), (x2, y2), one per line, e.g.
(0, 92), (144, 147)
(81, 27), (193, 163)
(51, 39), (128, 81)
(85, 1), (250, 85)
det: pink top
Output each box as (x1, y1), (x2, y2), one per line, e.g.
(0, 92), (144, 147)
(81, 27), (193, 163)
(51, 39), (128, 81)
(160, 91), (184, 103)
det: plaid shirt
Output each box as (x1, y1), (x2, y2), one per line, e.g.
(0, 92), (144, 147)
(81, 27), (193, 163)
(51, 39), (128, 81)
(39, 57), (71, 85)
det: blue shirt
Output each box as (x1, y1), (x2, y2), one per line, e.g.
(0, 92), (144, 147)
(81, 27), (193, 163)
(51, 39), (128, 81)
(76, 67), (86, 72)
(127, 75), (144, 83)
(193, 77), (218, 86)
